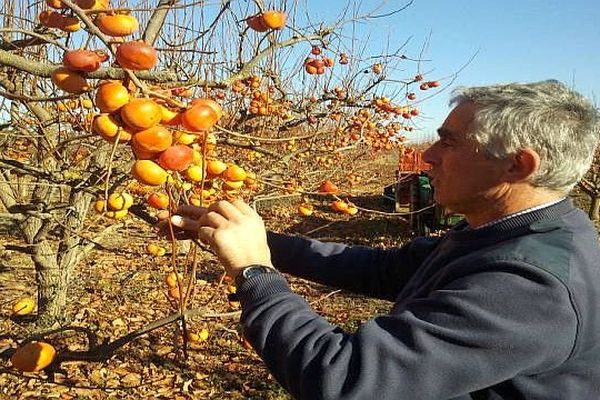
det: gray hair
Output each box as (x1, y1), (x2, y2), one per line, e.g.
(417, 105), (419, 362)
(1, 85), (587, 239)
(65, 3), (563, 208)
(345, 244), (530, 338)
(451, 80), (600, 194)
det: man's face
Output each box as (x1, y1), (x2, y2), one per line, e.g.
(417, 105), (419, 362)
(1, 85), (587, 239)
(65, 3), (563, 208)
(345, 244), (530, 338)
(423, 102), (509, 215)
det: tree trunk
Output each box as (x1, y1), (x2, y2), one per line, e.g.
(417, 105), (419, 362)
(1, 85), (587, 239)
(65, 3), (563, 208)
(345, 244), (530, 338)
(589, 195), (600, 221)
(33, 239), (69, 328)
(31, 188), (94, 327)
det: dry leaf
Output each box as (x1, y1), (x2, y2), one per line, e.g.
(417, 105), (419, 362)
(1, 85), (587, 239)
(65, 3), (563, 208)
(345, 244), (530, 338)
(121, 372), (141, 386)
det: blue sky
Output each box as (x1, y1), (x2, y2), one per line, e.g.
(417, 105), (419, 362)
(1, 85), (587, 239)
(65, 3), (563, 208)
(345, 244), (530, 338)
(305, 0), (600, 142)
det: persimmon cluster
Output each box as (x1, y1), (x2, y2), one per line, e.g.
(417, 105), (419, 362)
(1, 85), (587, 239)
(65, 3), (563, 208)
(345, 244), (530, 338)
(304, 46), (335, 75)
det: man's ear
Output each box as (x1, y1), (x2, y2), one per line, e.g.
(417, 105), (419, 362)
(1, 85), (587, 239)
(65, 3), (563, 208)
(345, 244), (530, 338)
(506, 148), (540, 182)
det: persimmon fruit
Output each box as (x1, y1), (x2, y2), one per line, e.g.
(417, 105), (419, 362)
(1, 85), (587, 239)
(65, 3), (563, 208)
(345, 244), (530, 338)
(147, 192), (169, 209)
(51, 67), (88, 94)
(63, 49), (108, 72)
(96, 14), (139, 37)
(331, 200), (349, 213)
(191, 98), (224, 119)
(319, 180), (339, 194)
(120, 98), (161, 130)
(206, 159), (227, 176)
(182, 104), (219, 132)
(298, 203), (313, 216)
(246, 14), (269, 32)
(165, 272), (183, 288)
(107, 192), (134, 211)
(115, 41), (158, 70)
(222, 164), (246, 182)
(11, 342), (56, 372)
(12, 297), (35, 316)
(93, 114), (132, 143)
(158, 145), (194, 171)
(261, 10), (287, 29)
(131, 160), (168, 186)
(95, 81), (130, 113)
(131, 126), (172, 153)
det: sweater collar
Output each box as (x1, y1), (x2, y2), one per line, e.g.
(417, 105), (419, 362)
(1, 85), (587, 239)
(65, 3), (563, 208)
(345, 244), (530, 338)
(447, 198), (574, 241)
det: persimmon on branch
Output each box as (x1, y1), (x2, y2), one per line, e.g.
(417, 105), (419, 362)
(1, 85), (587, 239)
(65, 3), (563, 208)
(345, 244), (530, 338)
(0, 49), (179, 81)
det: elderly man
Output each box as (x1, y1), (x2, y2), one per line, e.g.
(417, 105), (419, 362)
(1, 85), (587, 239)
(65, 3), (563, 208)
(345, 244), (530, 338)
(170, 80), (600, 399)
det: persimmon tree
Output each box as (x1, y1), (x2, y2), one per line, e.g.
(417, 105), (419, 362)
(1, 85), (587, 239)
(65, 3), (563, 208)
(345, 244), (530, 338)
(578, 146), (600, 221)
(0, 0), (444, 370)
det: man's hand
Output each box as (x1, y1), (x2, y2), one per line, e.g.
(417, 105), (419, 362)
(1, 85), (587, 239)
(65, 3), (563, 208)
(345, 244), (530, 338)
(167, 200), (273, 279)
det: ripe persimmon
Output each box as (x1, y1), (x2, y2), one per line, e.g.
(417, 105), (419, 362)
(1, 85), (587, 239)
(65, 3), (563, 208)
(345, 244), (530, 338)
(159, 105), (181, 125)
(58, 16), (81, 33)
(94, 199), (106, 213)
(298, 203), (314, 216)
(246, 14), (269, 32)
(51, 67), (88, 94)
(185, 165), (205, 182)
(39, 10), (63, 28)
(168, 286), (182, 299)
(206, 159), (227, 176)
(96, 14), (139, 37)
(63, 49), (108, 72)
(46, 0), (65, 9)
(107, 192), (134, 211)
(105, 209), (129, 220)
(131, 125), (172, 153)
(115, 41), (158, 70)
(12, 297), (35, 316)
(93, 114), (132, 143)
(222, 180), (244, 190)
(345, 205), (359, 215)
(261, 10), (287, 30)
(120, 98), (161, 130)
(165, 272), (183, 288)
(173, 130), (196, 145)
(331, 200), (349, 213)
(146, 243), (166, 256)
(147, 192), (169, 209)
(95, 81), (130, 113)
(318, 180), (339, 194)
(222, 164), (246, 182)
(11, 341), (56, 372)
(181, 104), (219, 132)
(131, 160), (168, 186)
(190, 98), (223, 119)
(131, 141), (160, 160)
(158, 145), (194, 171)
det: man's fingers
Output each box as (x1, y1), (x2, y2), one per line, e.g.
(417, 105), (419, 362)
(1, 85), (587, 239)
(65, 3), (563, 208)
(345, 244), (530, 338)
(208, 200), (244, 221)
(198, 226), (215, 245)
(171, 215), (201, 232)
(231, 199), (256, 216)
(175, 204), (207, 219)
(199, 210), (229, 228)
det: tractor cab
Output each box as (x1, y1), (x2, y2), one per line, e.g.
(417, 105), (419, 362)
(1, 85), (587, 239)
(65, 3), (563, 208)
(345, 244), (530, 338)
(383, 147), (462, 236)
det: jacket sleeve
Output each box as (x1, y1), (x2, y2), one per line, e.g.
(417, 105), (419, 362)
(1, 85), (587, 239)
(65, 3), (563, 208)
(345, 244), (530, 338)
(237, 261), (577, 400)
(267, 232), (440, 301)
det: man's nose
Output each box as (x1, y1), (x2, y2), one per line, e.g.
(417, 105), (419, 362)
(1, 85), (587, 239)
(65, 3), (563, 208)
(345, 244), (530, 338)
(422, 144), (436, 165)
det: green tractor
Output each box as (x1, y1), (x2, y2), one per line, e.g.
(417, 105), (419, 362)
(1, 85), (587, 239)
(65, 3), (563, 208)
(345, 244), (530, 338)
(383, 172), (462, 236)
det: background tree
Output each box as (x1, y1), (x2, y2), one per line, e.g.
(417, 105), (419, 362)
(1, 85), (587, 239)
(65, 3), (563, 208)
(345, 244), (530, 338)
(578, 146), (600, 221)
(0, 0), (441, 331)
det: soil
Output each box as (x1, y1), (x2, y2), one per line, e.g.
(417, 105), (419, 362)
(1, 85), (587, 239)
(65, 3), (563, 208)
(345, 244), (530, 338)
(0, 151), (597, 400)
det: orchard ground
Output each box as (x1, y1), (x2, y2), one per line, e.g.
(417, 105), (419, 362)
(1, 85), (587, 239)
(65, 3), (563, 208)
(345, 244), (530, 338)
(0, 150), (596, 400)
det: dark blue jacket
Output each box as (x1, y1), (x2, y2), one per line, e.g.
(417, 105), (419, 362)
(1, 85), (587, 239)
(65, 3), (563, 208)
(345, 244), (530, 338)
(236, 199), (600, 399)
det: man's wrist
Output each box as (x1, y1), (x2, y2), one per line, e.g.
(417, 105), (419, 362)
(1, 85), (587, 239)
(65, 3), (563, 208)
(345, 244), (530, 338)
(234, 264), (277, 287)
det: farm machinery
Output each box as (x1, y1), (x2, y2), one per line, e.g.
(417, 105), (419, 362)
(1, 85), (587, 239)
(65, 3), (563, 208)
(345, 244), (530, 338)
(383, 147), (462, 235)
